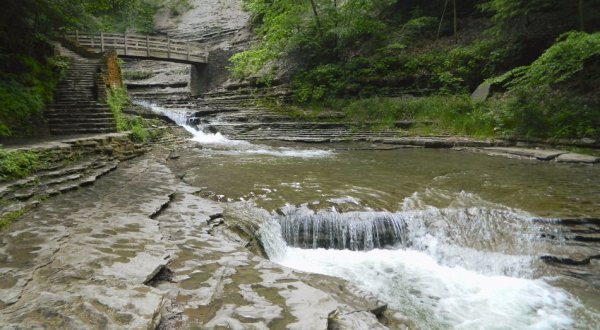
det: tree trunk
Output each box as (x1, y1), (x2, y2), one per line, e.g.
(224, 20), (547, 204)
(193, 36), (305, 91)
(453, 0), (457, 43)
(333, 0), (338, 58)
(437, 0), (449, 40)
(310, 0), (323, 35)
(578, 0), (585, 31)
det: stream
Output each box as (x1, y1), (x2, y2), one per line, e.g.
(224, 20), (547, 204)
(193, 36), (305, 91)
(139, 100), (600, 329)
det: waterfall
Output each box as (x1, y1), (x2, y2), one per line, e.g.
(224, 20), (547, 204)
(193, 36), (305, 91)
(261, 202), (587, 329)
(274, 202), (543, 252)
(135, 100), (335, 157)
(276, 206), (409, 250)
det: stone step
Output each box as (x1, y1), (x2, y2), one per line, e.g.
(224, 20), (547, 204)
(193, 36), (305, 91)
(49, 121), (116, 128)
(47, 120), (116, 128)
(55, 91), (95, 96)
(48, 103), (110, 109)
(51, 100), (105, 105)
(49, 127), (117, 135)
(56, 82), (95, 87)
(45, 113), (114, 119)
(54, 96), (96, 102)
(46, 109), (112, 116)
(5, 158), (120, 202)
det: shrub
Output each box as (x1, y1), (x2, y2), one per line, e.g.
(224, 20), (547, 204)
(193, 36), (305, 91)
(498, 87), (599, 139)
(0, 55), (64, 137)
(127, 117), (149, 142)
(341, 95), (497, 137)
(107, 87), (129, 131)
(0, 150), (44, 180)
(490, 32), (600, 139)
(495, 32), (600, 89)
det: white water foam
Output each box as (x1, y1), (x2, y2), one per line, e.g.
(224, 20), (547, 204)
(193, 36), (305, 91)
(243, 148), (333, 158)
(259, 192), (585, 329)
(135, 100), (334, 158)
(275, 247), (575, 330)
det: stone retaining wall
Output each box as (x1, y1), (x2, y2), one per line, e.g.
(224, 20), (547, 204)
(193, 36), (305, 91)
(1, 133), (148, 227)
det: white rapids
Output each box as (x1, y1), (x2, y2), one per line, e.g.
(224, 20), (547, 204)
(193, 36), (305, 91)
(135, 100), (333, 159)
(257, 192), (590, 330)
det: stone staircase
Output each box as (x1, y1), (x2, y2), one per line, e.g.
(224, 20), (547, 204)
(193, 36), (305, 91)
(46, 46), (117, 135)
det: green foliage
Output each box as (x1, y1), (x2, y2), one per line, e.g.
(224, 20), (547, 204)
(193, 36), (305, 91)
(480, 0), (555, 24)
(166, 0), (193, 16)
(498, 87), (598, 139)
(106, 87), (152, 142)
(231, 0), (397, 81)
(91, 0), (161, 34)
(294, 64), (346, 102)
(127, 117), (149, 142)
(0, 150), (44, 180)
(341, 95), (497, 137)
(107, 87), (129, 131)
(400, 16), (439, 42)
(0, 81), (44, 137)
(489, 32), (600, 139)
(0, 54), (67, 137)
(494, 32), (600, 88)
(233, 0), (598, 140)
(292, 37), (508, 102)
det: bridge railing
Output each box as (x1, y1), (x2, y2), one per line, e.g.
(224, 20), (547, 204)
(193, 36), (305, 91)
(65, 32), (208, 63)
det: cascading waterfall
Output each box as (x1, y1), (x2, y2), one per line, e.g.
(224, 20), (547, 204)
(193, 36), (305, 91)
(274, 201), (544, 258)
(136, 99), (335, 158)
(259, 194), (592, 329)
(277, 205), (410, 250)
(134, 99), (235, 144)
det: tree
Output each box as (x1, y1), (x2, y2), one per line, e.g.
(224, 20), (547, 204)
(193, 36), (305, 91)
(579, 0), (585, 31)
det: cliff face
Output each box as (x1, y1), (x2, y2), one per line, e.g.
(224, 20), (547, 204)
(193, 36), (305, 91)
(155, 0), (251, 46)
(124, 0), (252, 96)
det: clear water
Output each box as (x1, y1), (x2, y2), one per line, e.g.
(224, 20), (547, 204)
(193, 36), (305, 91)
(142, 101), (600, 329)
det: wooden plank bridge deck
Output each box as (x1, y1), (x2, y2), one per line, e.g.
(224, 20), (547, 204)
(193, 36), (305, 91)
(65, 32), (208, 64)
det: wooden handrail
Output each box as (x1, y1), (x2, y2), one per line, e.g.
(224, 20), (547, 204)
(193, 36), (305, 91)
(64, 32), (208, 63)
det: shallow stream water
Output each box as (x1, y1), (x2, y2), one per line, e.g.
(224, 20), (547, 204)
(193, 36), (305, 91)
(142, 101), (600, 329)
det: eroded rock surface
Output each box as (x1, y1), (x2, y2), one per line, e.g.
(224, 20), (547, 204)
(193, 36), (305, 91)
(0, 146), (398, 329)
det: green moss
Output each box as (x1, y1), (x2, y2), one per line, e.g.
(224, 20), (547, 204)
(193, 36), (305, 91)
(0, 209), (25, 231)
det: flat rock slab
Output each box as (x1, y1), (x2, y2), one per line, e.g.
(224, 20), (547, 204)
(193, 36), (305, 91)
(0, 154), (177, 328)
(0, 148), (398, 329)
(483, 147), (567, 160)
(4, 132), (131, 151)
(556, 153), (599, 164)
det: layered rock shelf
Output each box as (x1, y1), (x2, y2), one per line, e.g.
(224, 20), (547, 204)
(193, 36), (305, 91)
(0, 144), (406, 329)
(0, 133), (147, 223)
(457, 147), (599, 163)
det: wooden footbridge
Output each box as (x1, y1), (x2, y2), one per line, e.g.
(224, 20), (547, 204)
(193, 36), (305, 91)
(65, 32), (208, 64)
(65, 32), (211, 95)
